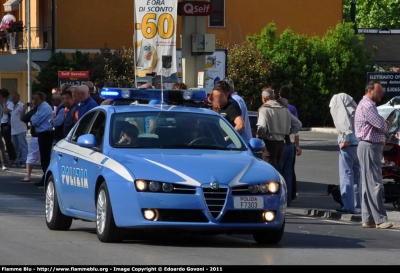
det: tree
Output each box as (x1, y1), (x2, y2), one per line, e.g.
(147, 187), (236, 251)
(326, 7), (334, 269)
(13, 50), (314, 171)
(220, 39), (274, 111)
(89, 46), (135, 88)
(32, 51), (89, 97)
(227, 22), (375, 127)
(343, 0), (400, 29)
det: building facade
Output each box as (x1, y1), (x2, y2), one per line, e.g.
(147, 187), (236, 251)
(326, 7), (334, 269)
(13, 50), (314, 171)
(0, 0), (343, 102)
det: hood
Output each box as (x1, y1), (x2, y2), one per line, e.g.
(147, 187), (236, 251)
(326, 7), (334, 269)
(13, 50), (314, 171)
(108, 149), (280, 187)
(330, 93), (357, 114)
(262, 100), (284, 109)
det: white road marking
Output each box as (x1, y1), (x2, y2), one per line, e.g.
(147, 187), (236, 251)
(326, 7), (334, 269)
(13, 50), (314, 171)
(3, 170), (41, 177)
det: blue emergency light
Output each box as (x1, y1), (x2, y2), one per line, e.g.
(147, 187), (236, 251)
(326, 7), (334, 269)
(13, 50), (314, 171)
(100, 88), (207, 102)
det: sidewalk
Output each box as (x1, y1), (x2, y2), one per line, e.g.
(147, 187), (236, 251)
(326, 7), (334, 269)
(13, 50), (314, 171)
(286, 182), (400, 228)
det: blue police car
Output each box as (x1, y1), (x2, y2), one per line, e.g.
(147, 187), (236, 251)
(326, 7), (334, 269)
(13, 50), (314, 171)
(44, 88), (287, 244)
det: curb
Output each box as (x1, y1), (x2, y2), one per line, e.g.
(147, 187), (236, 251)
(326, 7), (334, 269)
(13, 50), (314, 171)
(287, 208), (400, 228)
(301, 128), (337, 134)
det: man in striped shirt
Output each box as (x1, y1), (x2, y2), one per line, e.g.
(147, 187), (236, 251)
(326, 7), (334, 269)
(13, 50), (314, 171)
(355, 81), (392, 229)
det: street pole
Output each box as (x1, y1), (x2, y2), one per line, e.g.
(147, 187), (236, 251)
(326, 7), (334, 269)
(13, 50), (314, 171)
(27, 0), (32, 102)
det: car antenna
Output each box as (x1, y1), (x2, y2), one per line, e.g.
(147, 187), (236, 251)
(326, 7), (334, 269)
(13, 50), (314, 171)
(161, 59), (164, 106)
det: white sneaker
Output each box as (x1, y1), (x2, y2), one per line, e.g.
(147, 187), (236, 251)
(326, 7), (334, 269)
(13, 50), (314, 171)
(2, 166), (8, 170)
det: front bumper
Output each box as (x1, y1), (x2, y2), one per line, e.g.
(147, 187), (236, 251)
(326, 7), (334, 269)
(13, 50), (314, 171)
(107, 182), (286, 233)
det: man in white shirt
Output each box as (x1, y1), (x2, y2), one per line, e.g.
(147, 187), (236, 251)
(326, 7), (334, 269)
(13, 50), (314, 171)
(10, 93), (28, 167)
(0, 88), (17, 165)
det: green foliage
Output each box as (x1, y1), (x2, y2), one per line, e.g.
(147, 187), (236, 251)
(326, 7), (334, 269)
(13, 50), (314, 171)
(33, 46), (136, 99)
(89, 46), (135, 88)
(343, 0), (400, 29)
(227, 22), (375, 126)
(32, 51), (90, 98)
(221, 39), (274, 111)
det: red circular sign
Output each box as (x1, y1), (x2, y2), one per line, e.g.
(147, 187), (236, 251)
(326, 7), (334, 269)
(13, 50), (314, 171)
(178, 1), (214, 16)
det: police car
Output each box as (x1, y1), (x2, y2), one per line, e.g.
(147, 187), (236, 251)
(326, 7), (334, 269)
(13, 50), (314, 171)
(44, 88), (287, 244)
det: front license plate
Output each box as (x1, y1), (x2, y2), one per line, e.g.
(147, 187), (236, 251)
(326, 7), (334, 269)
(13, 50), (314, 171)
(233, 196), (264, 209)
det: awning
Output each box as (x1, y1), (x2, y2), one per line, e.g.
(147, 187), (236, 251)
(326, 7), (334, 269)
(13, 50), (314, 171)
(3, 0), (22, 12)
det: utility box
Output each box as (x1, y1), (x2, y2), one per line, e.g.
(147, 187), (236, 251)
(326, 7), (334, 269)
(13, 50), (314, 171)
(191, 34), (215, 55)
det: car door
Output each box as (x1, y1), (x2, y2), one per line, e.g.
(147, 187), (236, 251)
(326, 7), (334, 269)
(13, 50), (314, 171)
(73, 110), (107, 214)
(61, 111), (97, 210)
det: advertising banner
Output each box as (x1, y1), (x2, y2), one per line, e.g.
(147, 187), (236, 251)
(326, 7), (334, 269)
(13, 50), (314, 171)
(134, 0), (177, 79)
(58, 71), (89, 88)
(367, 72), (400, 97)
(167, 49), (226, 92)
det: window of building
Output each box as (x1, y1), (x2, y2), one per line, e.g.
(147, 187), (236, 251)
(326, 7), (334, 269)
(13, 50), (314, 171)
(209, 0), (225, 28)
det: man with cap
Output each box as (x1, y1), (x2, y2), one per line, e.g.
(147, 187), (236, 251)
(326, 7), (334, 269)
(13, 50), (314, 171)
(85, 81), (102, 105)
(77, 84), (98, 119)
(223, 77), (252, 144)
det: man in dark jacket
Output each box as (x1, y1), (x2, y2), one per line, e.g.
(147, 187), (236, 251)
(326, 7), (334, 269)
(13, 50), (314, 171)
(61, 91), (79, 137)
(85, 81), (102, 105)
(77, 84), (98, 119)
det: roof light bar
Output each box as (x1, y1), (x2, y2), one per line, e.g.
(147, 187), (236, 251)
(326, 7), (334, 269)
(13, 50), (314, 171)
(99, 88), (207, 102)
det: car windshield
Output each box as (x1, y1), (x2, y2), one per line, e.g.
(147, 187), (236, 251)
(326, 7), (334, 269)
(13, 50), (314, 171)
(111, 111), (246, 151)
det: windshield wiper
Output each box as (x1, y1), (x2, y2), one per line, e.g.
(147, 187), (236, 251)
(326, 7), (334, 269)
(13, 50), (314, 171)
(161, 144), (230, 150)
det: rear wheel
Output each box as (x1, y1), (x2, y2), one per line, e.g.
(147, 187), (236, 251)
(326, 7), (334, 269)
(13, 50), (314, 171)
(253, 220), (285, 245)
(96, 182), (122, 243)
(45, 175), (72, 230)
(393, 198), (400, 210)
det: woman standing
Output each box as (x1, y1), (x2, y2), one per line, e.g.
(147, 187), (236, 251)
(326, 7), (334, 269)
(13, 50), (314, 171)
(20, 101), (39, 182)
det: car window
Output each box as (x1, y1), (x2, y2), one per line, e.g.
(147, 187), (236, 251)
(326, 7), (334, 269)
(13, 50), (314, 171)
(71, 111), (97, 143)
(111, 111), (246, 151)
(88, 111), (106, 150)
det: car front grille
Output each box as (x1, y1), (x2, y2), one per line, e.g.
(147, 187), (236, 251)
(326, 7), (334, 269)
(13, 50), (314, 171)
(220, 210), (267, 223)
(202, 187), (228, 218)
(157, 209), (208, 222)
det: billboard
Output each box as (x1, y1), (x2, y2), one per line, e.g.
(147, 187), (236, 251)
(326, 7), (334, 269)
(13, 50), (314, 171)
(58, 71), (89, 88)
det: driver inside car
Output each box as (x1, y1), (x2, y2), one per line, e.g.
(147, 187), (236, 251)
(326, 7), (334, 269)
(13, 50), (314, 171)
(117, 124), (139, 146)
(183, 120), (200, 145)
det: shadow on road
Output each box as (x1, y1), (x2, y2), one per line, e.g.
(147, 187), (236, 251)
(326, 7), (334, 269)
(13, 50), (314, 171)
(302, 145), (339, 152)
(67, 226), (366, 249)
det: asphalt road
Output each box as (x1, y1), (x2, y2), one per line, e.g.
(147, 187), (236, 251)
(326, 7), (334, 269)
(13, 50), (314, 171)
(1, 132), (400, 265)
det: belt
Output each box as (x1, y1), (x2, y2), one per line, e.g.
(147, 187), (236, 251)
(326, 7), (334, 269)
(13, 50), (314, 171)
(349, 144), (358, 147)
(361, 140), (385, 146)
(38, 130), (52, 134)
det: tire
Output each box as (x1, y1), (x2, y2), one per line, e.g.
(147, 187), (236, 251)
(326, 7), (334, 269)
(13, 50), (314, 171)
(45, 175), (73, 230)
(393, 198), (400, 210)
(253, 220), (285, 245)
(96, 182), (122, 243)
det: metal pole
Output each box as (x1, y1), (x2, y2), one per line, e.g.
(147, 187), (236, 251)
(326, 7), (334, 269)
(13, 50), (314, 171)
(133, 0), (137, 88)
(27, 0), (32, 102)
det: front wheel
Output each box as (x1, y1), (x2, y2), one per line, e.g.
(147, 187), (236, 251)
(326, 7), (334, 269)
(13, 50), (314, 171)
(253, 220), (285, 245)
(96, 182), (122, 243)
(45, 175), (72, 230)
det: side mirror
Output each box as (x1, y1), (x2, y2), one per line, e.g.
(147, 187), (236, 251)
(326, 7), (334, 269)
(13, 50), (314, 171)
(77, 134), (97, 148)
(249, 138), (265, 152)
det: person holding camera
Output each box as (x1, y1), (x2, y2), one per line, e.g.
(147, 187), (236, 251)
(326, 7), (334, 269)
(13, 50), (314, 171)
(20, 100), (39, 182)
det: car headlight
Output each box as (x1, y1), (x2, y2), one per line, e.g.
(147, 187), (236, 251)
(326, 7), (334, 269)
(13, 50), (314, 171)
(248, 184), (259, 194)
(149, 181), (161, 192)
(267, 182), (280, 193)
(134, 180), (197, 194)
(135, 180), (148, 191)
(162, 183), (174, 193)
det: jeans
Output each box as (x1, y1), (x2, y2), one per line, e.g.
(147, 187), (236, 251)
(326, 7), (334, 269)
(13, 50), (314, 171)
(12, 132), (28, 165)
(339, 145), (361, 212)
(279, 144), (295, 207)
